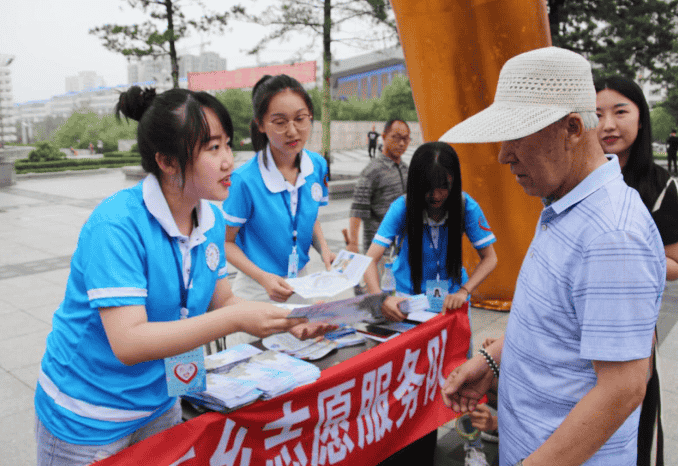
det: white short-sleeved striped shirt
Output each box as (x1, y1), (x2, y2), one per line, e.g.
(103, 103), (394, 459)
(499, 155), (665, 466)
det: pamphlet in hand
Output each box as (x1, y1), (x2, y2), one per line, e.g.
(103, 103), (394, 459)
(285, 249), (373, 298)
(286, 292), (388, 326)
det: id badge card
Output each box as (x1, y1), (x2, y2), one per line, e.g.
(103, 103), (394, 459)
(426, 279), (450, 314)
(288, 249), (299, 278)
(164, 346), (206, 397)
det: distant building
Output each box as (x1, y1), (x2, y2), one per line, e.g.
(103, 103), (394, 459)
(14, 78), (187, 139)
(330, 46), (407, 100)
(65, 71), (105, 93)
(0, 54), (17, 143)
(127, 51), (227, 85)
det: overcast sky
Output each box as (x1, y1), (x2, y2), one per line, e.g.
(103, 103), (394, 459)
(1, 0), (393, 104)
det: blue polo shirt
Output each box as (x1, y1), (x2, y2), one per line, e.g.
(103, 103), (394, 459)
(372, 193), (496, 295)
(35, 174), (229, 444)
(498, 156), (665, 465)
(223, 147), (329, 276)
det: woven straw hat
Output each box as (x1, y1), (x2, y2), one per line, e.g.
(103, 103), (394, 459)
(439, 47), (597, 143)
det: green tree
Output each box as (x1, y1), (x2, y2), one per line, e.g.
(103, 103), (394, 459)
(657, 83), (678, 124)
(377, 76), (417, 122)
(233, 0), (398, 178)
(51, 112), (137, 153)
(30, 116), (68, 143)
(332, 96), (379, 121)
(215, 88), (253, 148)
(90, 0), (230, 88)
(651, 105), (678, 143)
(548, 0), (678, 86)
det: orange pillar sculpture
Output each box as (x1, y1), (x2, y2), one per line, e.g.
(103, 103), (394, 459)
(390, 0), (551, 310)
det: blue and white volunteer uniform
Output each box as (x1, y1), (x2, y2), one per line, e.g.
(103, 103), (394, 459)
(223, 146), (329, 277)
(372, 193), (496, 295)
(35, 174), (228, 444)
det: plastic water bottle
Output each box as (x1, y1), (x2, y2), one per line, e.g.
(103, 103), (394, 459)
(381, 262), (396, 296)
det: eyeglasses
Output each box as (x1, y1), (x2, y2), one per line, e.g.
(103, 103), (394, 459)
(388, 134), (411, 144)
(268, 114), (312, 134)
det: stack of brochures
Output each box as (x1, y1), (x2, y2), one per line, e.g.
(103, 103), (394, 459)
(245, 351), (321, 398)
(324, 326), (367, 348)
(184, 345), (321, 410)
(186, 374), (262, 411)
(262, 332), (339, 360)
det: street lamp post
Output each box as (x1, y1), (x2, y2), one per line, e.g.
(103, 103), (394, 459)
(0, 55), (16, 147)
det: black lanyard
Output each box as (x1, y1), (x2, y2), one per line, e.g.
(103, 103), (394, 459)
(282, 188), (301, 250)
(166, 210), (198, 317)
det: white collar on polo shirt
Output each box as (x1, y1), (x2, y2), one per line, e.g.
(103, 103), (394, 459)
(142, 174), (215, 240)
(258, 145), (314, 193)
(423, 210), (448, 227)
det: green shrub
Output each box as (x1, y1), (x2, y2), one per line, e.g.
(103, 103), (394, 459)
(130, 143), (139, 153)
(27, 142), (64, 162)
(103, 151), (139, 158)
(15, 157), (141, 174)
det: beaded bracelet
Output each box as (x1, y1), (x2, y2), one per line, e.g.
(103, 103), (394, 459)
(460, 285), (471, 296)
(478, 347), (500, 378)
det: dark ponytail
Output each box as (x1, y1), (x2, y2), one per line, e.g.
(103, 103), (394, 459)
(250, 74), (314, 154)
(116, 86), (157, 122)
(115, 86), (233, 184)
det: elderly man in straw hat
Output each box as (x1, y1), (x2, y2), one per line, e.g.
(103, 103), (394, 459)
(439, 47), (665, 466)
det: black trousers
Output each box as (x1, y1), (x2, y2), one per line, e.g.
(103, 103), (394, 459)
(368, 142), (377, 158)
(637, 353), (663, 466)
(667, 150), (677, 174)
(377, 430), (437, 466)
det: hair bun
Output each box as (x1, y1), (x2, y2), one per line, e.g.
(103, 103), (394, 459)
(116, 86), (157, 121)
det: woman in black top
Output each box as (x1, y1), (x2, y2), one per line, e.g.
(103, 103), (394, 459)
(596, 75), (678, 466)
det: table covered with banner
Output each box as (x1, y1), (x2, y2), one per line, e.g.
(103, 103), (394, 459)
(94, 304), (471, 466)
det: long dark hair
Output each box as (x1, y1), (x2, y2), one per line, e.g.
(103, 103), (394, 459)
(406, 142), (463, 294)
(250, 74), (314, 164)
(595, 76), (667, 209)
(116, 86), (233, 184)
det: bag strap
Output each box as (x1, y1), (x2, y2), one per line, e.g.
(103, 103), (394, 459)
(652, 178), (675, 213)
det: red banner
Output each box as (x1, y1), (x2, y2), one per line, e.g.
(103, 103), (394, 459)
(95, 305), (470, 466)
(187, 61), (317, 92)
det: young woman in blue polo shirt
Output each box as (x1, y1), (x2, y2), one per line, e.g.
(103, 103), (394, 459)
(223, 75), (335, 308)
(34, 86), (326, 466)
(364, 141), (498, 465)
(364, 141), (497, 318)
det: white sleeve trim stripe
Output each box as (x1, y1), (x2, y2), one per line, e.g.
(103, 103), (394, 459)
(38, 370), (155, 422)
(373, 234), (392, 246)
(473, 234), (496, 248)
(87, 287), (148, 300)
(223, 212), (247, 224)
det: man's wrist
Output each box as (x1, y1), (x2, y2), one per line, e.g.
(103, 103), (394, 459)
(478, 347), (500, 378)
